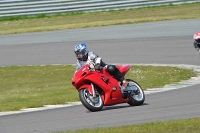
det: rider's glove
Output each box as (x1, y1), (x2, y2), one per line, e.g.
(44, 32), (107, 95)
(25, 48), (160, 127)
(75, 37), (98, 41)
(94, 63), (101, 70)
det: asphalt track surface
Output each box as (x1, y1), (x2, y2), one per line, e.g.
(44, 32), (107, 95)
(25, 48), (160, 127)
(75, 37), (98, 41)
(0, 19), (200, 133)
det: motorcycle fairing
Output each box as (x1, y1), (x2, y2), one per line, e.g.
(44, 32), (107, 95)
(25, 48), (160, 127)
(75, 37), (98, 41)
(116, 64), (131, 76)
(83, 73), (128, 106)
(72, 64), (130, 106)
(78, 84), (93, 95)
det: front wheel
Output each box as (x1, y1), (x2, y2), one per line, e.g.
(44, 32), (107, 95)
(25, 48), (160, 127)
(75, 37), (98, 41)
(126, 79), (145, 106)
(79, 88), (103, 112)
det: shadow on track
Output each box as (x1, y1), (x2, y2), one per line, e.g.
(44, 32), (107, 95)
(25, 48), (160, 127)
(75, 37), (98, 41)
(85, 103), (149, 113)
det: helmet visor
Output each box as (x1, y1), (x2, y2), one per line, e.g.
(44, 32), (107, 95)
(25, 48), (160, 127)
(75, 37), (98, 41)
(75, 51), (83, 58)
(75, 49), (85, 60)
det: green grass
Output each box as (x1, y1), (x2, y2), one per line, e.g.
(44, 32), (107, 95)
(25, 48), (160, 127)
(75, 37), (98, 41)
(57, 118), (200, 133)
(0, 65), (197, 112)
(0, 2), (200, 35)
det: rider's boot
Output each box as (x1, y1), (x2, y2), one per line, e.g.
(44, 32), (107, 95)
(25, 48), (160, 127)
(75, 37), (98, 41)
(120, 79), (129, 99)
(121, 79), (129, 90)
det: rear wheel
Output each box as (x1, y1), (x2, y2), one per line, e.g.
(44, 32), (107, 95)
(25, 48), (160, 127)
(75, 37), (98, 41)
(79, 88), (103, 112)
(126, 79), (145, 106)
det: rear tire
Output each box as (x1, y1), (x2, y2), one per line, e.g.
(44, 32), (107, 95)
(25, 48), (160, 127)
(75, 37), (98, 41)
(79, 88), (103, 112)
(126, 79), (145, 106)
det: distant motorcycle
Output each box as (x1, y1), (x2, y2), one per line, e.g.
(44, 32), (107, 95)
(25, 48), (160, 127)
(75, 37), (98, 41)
(72, 63), (145, 112)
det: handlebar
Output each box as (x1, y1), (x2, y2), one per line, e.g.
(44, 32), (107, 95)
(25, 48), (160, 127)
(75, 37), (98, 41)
(88, 62), (95, 71)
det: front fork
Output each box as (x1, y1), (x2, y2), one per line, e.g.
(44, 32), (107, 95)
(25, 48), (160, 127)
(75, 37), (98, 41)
(91, 83), (96, 97)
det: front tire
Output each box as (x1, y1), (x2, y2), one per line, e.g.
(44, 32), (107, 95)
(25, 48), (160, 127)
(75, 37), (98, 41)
(79, 88), (103, 112)
(126, 79), (145, 106)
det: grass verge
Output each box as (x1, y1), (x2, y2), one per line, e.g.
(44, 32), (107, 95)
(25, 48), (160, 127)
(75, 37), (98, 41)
(56, 118), (200, 133)
(0, 3), (200, 35)
(0, 65), (196, 112)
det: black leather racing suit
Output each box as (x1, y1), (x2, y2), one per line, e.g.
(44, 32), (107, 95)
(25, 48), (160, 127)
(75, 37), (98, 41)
(194, 41), (200, 50)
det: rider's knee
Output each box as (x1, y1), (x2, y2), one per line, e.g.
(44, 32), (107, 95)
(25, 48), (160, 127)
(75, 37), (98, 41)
(106, 65), (116, 74)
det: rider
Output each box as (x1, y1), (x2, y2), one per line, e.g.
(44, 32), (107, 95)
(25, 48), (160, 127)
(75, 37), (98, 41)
(193, 32), (200, 51)
(74, 43), (129, 89)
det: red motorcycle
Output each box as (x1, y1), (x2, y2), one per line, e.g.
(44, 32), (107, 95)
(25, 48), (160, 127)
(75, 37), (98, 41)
(72, 63), (145, 112)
